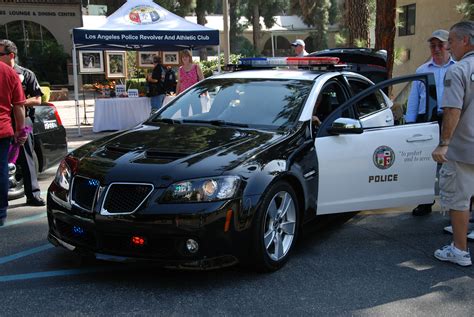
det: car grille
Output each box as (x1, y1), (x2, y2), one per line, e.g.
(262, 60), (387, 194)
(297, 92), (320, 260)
(71, 176), (100, 212)
(101, 183), (154, 215)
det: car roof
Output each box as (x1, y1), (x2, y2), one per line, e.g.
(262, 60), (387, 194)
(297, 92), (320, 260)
(211, 69), (324, 81)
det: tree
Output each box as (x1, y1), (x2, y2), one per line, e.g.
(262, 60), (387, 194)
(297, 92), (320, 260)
(290, 0), (330, 51)
(374, 0), (396, 79)
(344, 0), (370, 47)
(195, 0), (216, 60)
(457, 0), (474, 20)
(241, 0), (289, 54)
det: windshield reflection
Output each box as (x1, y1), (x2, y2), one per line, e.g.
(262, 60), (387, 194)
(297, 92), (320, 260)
(149, 78), (313, 131)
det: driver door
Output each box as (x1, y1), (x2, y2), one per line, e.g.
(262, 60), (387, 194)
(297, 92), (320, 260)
(315, 74), (439, 215)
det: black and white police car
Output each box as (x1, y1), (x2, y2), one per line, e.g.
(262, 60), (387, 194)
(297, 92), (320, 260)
(47, 53), (439, 271)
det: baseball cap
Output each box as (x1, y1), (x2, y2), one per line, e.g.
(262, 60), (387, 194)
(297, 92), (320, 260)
(427, 29), (449, 42)
(291, 39), (305, 47)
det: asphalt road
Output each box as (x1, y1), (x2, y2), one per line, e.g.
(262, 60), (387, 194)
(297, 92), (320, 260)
(2, 169), (473, 315)
(1, 99), (473, 315)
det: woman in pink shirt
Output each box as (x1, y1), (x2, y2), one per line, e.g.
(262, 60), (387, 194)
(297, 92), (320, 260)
(176, 49), (204, 94)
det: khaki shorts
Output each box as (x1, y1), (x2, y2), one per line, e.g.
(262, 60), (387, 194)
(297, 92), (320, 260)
(439, 160), (474, 212)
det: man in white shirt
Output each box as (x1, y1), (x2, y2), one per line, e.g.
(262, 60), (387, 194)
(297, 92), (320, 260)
(291, 39), (309, 57)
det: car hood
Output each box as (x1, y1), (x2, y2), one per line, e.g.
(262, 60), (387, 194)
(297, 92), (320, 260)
(74, 124), (279, 187)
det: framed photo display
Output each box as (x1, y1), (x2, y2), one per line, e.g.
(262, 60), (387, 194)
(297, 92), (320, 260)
(138, 51), (160, 68)
(79, 51), (104, 73)
(163, 51), (179, 65)
(105, 51), (127, 78)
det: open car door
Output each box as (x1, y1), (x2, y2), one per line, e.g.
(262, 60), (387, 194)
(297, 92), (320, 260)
(315, 73), (439, 215)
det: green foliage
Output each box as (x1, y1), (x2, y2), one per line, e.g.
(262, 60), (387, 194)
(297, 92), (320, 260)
(19, 40), (69, 85)
(126, 78), (148, 94)
(199, 54), (243, 77)
(456, 1), (474, 20)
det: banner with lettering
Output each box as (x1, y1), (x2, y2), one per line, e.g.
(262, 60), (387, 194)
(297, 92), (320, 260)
(73, 0), (219, 49)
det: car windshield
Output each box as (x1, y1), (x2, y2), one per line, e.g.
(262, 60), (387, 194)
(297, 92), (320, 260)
(149, 78), (313, 131)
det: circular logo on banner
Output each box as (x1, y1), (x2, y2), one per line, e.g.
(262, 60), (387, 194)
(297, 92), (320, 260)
(373, 146), (395, 170)
(127, 6), (161, 25)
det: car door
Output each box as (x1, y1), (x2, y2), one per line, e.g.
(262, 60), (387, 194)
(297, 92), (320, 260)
(315, 73), (438, 215)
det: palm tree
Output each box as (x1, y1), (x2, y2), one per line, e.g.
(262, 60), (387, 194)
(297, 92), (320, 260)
(344, 0), (370, 47)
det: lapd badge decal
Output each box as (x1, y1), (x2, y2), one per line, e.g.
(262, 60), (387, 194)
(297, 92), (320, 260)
(127, 6), (161, 24)
(373, 146), (395, 170)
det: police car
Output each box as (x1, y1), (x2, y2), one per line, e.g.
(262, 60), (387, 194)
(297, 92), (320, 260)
(47, 54), (439, 271)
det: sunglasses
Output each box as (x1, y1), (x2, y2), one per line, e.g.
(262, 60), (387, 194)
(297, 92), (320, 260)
(429, 43), (446, 49)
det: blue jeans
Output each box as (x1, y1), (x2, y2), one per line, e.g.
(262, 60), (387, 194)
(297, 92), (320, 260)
(0, 137), (9, 219)
(150, 94), (165, 112)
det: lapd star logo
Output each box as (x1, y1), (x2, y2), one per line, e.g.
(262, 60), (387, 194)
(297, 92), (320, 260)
(127, 6), (161, 25)
(373, 146), (395, 169)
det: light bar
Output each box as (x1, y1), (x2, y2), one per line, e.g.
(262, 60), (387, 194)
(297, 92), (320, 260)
(238, 56), (340, 68)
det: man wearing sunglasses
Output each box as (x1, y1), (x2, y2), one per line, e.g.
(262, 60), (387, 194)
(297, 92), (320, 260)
(405, 29), (456, 216)
(0, 39), (45, 207)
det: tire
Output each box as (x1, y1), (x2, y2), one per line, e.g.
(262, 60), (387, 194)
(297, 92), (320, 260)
(251, 181), (299, 272)
(7, 149), (40, 201)
(8, 164), (25, 200)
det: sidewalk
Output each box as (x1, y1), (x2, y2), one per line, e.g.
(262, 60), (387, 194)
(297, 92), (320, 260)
(53, 90), (113, 150)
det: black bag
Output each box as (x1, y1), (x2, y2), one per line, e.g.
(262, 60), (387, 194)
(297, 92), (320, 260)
(164, 68), (176, 93)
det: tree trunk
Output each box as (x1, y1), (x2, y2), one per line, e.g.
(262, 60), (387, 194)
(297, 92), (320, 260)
(229, 0), (239, 53)
(196, 1), (208, 61)
(252, 2), (261, 53)
(345, 0), (370, 47)
(375, 0), (396, 79)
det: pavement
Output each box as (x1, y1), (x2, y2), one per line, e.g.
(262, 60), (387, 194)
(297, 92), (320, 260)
(53, 91), (114, 150)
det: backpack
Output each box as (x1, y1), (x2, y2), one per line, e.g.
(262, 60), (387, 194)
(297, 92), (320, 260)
(163, 68), (176, 93)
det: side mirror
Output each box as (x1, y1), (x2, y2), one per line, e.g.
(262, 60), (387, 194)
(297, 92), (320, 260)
(327, 118), (363, 135)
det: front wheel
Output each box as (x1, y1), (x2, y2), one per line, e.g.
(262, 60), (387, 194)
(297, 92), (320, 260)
(251, 181), (299, 272)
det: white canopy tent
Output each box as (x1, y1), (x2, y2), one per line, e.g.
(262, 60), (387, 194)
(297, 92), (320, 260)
(71, 0), (220, 135)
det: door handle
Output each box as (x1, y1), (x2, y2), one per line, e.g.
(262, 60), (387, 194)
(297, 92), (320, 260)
(385, 116), (393, 123)
(406, 134), (433, 142)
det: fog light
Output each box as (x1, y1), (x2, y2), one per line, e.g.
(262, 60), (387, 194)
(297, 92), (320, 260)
(131, 236), (146, 246)
(186, 239), (199, 254)
(72, 225), (84, 236)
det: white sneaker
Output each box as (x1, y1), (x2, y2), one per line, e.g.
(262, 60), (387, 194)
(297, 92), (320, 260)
(434, 243), (472, 266)
(443, 225), (474, 241)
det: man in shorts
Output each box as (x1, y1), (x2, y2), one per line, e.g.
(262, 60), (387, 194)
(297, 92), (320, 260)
(432, 21), (474, 267)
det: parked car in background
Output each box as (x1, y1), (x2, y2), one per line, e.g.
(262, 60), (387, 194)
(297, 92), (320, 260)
(8, 102), (68, 200)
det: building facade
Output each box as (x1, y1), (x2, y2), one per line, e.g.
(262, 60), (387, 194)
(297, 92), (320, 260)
(393, 0), (464, 78)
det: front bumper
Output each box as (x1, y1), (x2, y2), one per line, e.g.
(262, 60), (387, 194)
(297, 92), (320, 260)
(47, 189), (257, 269)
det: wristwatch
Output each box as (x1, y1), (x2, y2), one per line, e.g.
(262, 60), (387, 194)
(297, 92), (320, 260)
(439, 140), (450, 147)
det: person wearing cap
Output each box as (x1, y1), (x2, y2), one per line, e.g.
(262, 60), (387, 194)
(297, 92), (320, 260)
(405, 29), (455, 216)
(432, 21), (474, 267)
(291, 39), (308, 57)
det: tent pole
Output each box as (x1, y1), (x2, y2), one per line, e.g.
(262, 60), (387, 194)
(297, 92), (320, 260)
(217, 46), (221, 74)
(271, 33), (275, 57)
(72, 44), (82, 137)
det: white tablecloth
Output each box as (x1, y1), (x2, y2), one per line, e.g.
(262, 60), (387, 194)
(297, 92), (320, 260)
(93, 97), (151, 132)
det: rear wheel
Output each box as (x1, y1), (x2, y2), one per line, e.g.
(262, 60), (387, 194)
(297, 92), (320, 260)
(251, 181), (299, 272)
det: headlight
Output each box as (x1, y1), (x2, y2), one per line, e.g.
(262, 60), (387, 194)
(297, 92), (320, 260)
(162, 176), (241, 203)
(54, 159), (72, 190)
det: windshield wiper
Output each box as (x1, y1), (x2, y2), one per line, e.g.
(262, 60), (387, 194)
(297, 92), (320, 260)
(182, 119), (248, 128)
(152, 118), (182, 125)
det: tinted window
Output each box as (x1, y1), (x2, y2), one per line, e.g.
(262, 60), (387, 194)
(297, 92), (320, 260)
(154, 78), (313, 130)
(349, 79), (387, 117)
